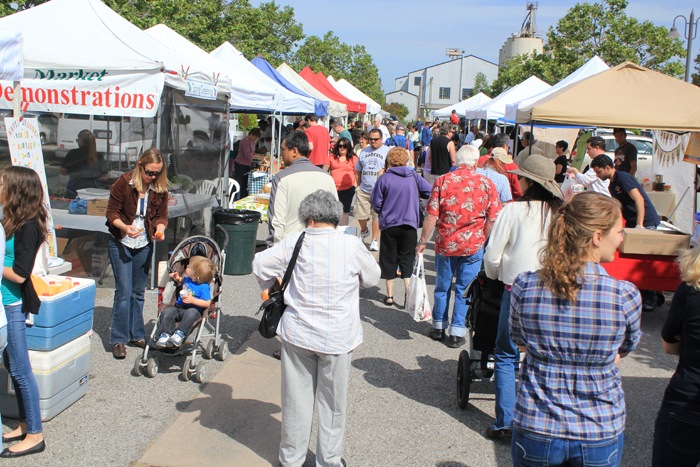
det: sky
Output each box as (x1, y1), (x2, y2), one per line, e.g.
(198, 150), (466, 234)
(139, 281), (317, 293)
(250, 0), (699, 94)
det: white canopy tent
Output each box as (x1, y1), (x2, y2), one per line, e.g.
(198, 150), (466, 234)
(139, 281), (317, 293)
(146, 27), (285, 113)
(277, 63), (347, 118)
(327, 76), (381, 114)
(208, 41), (315, 114)
(0, 0), (232, 117)
(433, 92), (492, 118)
(464, 77), (550, 121)
(503, 56), (609, 124)
(0, 32), (22, 82)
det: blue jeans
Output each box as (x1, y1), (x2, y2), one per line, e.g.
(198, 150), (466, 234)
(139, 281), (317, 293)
(0, 323), (6, 429)
(512, 428), (624, 467)
(3, 303), (42, 433)
(109, 237), (153, 345)
(432, 250), (483, 338)
(494, 288), (517, 430)
(652, 401), (700, 467)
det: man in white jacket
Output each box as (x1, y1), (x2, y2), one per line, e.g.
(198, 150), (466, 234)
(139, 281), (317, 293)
(565, 136), (611, 196)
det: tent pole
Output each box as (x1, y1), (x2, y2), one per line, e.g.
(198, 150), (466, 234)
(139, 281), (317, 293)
(12, 81), (20, 118)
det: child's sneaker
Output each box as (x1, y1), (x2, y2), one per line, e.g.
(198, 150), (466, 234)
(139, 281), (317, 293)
(169, 330), (186, 348)
(155, 332), (171, 349)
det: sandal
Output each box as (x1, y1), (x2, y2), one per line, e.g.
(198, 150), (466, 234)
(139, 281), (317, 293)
(384, 296), (394, 305)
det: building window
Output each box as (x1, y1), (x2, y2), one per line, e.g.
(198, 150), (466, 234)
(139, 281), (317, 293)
(439, 87), (451, 99)
(462, 88), (472, 99)
(414, 77), (421, 86)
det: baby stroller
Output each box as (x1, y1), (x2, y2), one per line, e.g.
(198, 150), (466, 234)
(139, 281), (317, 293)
(457, 269), (520, 408)
(133, 225), (229, 383)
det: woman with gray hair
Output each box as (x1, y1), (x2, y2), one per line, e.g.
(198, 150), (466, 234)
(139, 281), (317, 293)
(252, 189), (380, 467)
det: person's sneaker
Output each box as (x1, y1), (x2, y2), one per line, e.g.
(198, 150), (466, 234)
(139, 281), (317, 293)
(155, 332), (171, 349)
(360, 230), (370, 241)
(446, 335), (467, 348)
(169, 330), (186, 348)
(369, 239), (379, 251)
(484, 427), (513, 439)
(642, 297), (655, 312)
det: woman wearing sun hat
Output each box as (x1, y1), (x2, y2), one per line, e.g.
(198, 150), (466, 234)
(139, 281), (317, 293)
(483, 155), (564, 439)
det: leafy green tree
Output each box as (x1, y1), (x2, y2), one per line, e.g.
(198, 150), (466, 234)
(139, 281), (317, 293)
(290, 32), (383, 104)
(471, 72), (491, 97)
(382, 102), (409, 120)
(493, 0), (686, 94)
(693, 51), (700, 87)
(0, 0), (47, 17)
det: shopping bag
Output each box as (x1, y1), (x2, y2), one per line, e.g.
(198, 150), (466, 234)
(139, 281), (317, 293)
(406, 254), (432, 322)
(560, 175), (583, 201)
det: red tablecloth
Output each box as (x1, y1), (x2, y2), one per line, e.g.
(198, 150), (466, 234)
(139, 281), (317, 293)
(602, 250), (681, 292)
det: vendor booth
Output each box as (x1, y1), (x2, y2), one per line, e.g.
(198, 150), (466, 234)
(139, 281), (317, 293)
(327, 76), (381, 115)
(299, 67), (366, 114)
(433, 92), (491, 119)
(465, 76), (550, 122)
(277, 63), (347, 118)
(251, 55), (329, 117)
(515, 61), (700, 291)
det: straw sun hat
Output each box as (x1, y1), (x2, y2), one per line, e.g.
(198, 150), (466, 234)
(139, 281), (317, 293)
(506, 154), (564, 199)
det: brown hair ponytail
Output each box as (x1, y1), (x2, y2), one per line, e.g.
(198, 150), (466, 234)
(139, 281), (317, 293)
(539, 192), (621, 303)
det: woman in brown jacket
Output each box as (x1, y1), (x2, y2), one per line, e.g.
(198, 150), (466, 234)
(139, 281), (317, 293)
(106, 149), (168, 359)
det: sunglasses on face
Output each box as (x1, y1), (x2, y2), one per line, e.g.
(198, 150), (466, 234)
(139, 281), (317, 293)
(369, 137), (381, 141)
(338, 145), (349, 149)
(142, 166), (162, 177)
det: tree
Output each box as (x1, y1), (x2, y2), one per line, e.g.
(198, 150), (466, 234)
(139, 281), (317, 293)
(693, 51), (700, 87)
(290, 32), (383, 104)
(471, 72), (491, 97)
(382, 102), (409, 120)
(493, 0), (686, 94)
(0, 0), (48, 17)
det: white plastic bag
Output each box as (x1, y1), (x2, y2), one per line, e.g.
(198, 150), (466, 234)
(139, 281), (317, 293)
(560, 174), (583, 201)
(406, 254), (432, 322)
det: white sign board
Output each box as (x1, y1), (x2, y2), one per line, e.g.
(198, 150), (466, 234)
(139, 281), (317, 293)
(0, 68), (165, 117)
(185, 78), (217, 100)
(4, 117), (58, 258)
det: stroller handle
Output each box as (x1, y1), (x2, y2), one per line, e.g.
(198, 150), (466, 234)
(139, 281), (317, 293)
(215, 224), (229, 254)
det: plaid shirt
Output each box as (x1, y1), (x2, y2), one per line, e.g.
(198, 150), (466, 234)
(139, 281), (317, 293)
(510, 263), (642, 440)
(426, 165), (501, 257)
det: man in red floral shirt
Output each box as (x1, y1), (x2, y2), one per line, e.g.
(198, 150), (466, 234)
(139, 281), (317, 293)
(416, 144), (501, 348)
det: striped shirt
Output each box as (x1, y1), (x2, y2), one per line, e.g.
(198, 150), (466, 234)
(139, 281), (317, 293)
(510, 263), (642, 440)
(252, 227), (380, 354)
(476, 167), (512, 203)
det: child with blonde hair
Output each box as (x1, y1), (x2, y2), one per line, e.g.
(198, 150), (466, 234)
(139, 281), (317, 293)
(155, 256), (217, 348)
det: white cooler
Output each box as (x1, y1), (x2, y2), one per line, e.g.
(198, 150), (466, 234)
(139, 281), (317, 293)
(0, 333), (91, 421)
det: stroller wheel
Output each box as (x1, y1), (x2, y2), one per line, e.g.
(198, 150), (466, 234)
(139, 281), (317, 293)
(204, 340), (215, 360)
(215, 341), (229, 361)
(132, 356), (145, 377)
(146, 358), (159, 378)
(457, 350), (472, 409)
(181, 356), (193, 381)
(193, 361), (206, 383)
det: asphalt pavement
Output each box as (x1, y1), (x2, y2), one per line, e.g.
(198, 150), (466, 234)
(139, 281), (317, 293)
(1, 220), (679, 467)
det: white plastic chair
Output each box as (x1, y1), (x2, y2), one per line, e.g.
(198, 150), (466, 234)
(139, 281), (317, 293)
(228, 178), (240, 207)
(195, 180), (217, 197)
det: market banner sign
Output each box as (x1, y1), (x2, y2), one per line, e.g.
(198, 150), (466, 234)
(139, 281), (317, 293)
(0, 68), (165, 117)
(683, 133), (700, 166)
(4, 117), (58, 258)
(185, 78), (217, 100)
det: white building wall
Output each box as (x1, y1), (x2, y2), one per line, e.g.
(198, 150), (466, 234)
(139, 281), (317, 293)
(385, 91), (418, 122)
(386, 55), (499, 118)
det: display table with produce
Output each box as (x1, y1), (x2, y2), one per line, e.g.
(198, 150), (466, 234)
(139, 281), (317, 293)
(231, 194), (269, 222)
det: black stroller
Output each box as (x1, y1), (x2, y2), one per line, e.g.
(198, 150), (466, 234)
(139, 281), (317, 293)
(133, 225), (229, 383)
(457, 270), (521, 408)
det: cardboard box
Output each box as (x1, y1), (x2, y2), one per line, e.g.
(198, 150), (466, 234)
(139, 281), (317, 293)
(619, 228), (690, 256)
(60, 235), (96, 277)
(86, 199), (108, 216)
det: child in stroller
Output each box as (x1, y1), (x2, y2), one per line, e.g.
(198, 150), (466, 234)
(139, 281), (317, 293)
(155, 256), (217, 349)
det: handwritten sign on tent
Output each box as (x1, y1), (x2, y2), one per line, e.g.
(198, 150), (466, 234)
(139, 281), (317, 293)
(4, 117), (58, 258)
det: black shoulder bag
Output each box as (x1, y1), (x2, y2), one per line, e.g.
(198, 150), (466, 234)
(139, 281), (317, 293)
(256, 232), (305, 339)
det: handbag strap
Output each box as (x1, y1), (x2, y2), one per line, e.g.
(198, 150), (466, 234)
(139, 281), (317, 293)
(280, 231), (305, 291)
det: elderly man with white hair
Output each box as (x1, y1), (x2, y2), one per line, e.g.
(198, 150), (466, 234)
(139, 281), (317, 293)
(416, 144), (502, 348)
(372, 115), (390, 142)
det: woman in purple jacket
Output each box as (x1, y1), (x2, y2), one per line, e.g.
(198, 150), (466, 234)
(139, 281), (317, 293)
(371, 147), (432, 306)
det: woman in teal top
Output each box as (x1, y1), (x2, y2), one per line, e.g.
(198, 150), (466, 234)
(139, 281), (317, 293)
(0, 167), (48, 458)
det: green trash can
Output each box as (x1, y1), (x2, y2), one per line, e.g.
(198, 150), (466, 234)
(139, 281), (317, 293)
(213, 209), (262, 275)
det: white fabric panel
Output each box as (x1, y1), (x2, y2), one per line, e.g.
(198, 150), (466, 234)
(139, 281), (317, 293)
(0, 32), (22, 82)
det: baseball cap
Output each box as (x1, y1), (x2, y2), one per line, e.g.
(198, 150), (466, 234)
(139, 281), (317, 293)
(491, 147), (513, 164)
(396, 123), (405, 131)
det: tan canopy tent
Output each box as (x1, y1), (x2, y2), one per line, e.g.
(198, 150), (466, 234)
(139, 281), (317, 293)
(515, 62), (700, 132)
